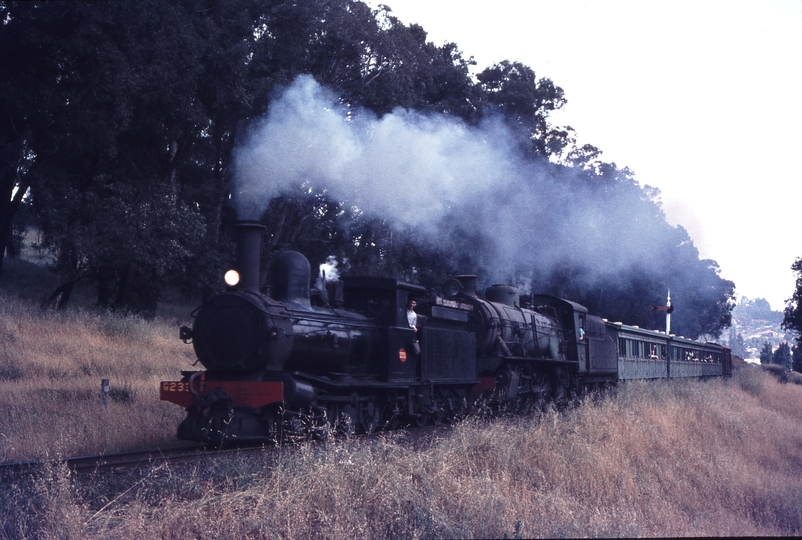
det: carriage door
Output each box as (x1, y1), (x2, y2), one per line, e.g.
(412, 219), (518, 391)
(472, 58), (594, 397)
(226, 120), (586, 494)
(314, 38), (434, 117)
(577, 313), (588, 372)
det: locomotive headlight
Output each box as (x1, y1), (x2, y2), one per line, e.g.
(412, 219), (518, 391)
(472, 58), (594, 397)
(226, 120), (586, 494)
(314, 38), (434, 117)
(224, 269), (240, 287)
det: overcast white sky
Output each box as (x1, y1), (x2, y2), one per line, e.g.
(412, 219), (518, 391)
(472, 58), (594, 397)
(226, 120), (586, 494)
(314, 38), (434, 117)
(368, 0), (802, 310)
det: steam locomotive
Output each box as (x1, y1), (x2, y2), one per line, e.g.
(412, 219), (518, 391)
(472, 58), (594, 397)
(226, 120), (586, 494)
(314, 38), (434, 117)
(160, 221), (732, 442)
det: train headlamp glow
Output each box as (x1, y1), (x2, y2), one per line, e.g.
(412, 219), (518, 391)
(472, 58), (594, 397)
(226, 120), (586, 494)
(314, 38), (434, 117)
(224, 269), (240, 287)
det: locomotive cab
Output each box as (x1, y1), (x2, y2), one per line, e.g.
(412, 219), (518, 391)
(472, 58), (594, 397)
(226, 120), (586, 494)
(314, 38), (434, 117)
(529, 295), (617, 380)
(343, 277), (423, 381)
(342, 277), (476, 383)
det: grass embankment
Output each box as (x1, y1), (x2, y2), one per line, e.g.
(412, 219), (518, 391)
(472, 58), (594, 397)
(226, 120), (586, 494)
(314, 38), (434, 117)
(3, 367), (802, 536)
(0, 270), (194, 462)
(1, 267), (801, 537)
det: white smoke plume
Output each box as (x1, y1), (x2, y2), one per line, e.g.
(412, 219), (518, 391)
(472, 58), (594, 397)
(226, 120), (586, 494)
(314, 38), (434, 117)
(316, 255), (346, 290)
(232, 75), (520, 231)
(232, 75), (676, 289)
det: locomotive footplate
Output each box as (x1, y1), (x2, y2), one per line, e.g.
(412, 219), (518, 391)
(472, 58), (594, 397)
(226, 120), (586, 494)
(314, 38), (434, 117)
(292, 371), (480, 390)
(480, 355), (578, 365)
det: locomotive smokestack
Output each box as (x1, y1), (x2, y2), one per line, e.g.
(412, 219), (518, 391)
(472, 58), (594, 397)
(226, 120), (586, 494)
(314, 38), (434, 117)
(455, 275), (478, 297)
(233, 220), (266, 292)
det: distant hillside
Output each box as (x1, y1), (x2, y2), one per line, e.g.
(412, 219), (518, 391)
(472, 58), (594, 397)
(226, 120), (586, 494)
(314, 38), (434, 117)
(723, 297), (793, 360)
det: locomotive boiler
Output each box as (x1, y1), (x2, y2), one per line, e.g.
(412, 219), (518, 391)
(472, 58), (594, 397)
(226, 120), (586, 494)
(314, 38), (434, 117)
(442, 275), (563, 363)
(191, 256), (381, 377)
(161, 220), (731, 443)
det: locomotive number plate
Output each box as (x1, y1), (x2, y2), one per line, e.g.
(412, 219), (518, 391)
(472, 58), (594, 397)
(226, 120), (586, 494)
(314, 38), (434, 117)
(161, 381), (190, 393)
(159, 379), (284, 408)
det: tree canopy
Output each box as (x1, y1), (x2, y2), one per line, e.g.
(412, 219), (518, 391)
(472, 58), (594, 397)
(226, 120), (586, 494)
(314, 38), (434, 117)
(0, 0), (734, 337)
(782, 258), (802, 350)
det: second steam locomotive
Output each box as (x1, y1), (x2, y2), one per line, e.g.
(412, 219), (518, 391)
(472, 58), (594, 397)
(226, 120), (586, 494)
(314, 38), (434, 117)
(161, 221), (732, 442)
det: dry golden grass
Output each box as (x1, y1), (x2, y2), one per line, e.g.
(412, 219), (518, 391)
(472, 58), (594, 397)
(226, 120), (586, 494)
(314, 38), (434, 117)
(0, 295), (194, 462)
(1, 279), (801, 537)
(3, 366), (801, 538)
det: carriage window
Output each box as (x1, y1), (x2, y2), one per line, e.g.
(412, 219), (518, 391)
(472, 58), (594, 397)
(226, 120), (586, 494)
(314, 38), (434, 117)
(618, 338), (626, 356)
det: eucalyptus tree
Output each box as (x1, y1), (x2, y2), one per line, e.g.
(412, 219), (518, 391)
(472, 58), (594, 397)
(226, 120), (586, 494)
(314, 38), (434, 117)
(0, 0), (737, 334)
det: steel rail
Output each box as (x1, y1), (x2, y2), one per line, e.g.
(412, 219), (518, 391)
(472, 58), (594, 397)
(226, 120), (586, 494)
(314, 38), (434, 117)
(0, 443), (275, 478)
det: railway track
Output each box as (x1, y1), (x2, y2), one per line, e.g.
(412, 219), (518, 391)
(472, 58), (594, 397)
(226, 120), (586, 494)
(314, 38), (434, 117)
(0, 443), (271, 478)
(0, 424), (453, 479)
